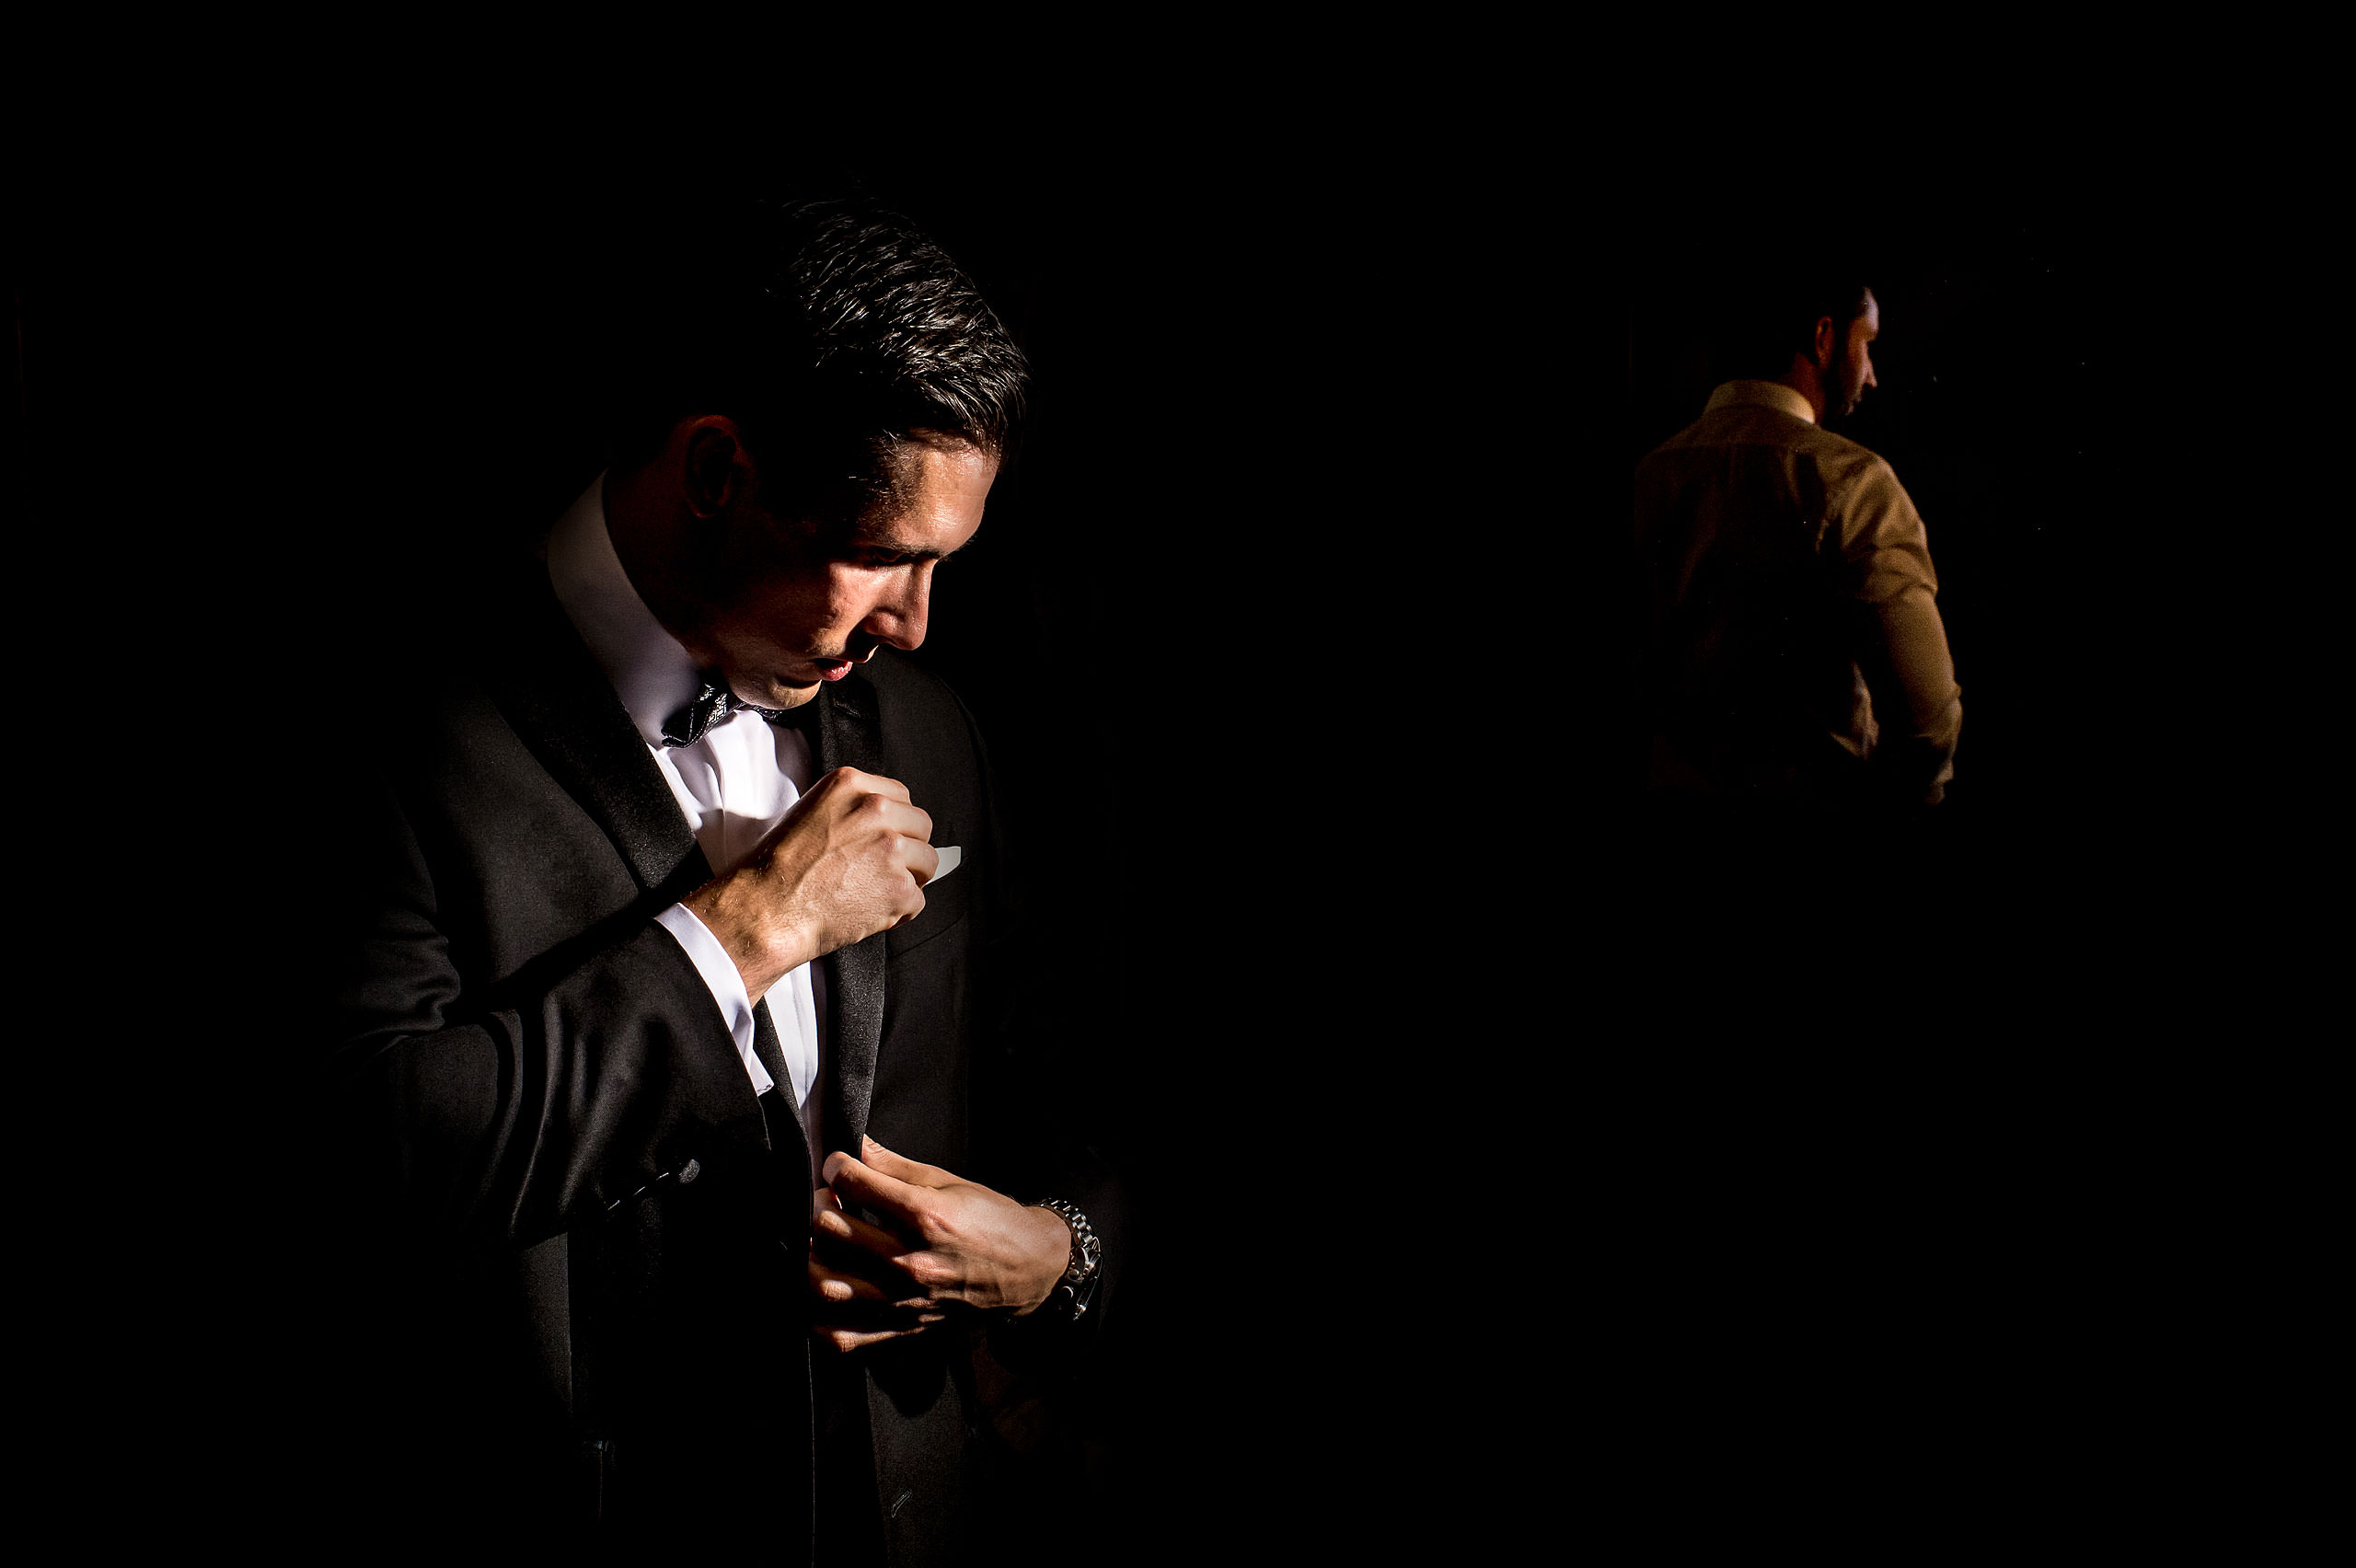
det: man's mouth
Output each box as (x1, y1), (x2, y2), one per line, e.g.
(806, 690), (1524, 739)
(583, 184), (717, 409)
(806, 642), (879, 683)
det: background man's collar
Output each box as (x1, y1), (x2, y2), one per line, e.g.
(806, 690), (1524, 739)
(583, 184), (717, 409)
(1705, 379), (1817, 425)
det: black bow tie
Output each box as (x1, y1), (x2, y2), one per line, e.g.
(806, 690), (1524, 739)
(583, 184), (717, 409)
(660, 670), (814, 748)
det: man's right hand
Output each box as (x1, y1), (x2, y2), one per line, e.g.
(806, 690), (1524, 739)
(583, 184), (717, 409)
(807, 1188), (947, 1352)
(682, 767), (936, 1004)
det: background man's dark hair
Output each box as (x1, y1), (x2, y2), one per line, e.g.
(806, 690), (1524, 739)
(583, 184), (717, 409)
(1710, 265), (1873, 383)
(605, 195), (1030, 525)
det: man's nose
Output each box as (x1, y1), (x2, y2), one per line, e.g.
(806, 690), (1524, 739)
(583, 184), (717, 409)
(863, 564), (933, 651)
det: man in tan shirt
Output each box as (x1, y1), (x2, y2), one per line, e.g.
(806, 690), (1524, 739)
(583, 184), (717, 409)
(1635, 282), (1963, 806)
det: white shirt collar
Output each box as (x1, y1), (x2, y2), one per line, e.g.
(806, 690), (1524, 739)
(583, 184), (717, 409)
(1704, 379), (1818, 425)
(547, 474), (705, 747)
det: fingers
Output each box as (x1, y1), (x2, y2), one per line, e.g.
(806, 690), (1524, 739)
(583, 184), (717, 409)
(813, 1314), (947, 1352)
(811, 1192), (921, 1288)
(787, 771), (930, 854)
(813, 1192), (913, 1262)
(807, 1252), (896, 1308)
(822, 767), (912, 807)
(873, 803), (935, 909)
(853, 1136), (951, 1188)
(814, 1315), (947, 1354)
(807, 1251), (921, 1309)
(808, 1243), (945, 1354)
(838, 787), (933, 914)
(867, 795), (931, 840)
(825, 1144), (932, 1224)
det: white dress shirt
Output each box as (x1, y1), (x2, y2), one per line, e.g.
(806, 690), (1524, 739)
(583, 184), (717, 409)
(546, 476), (830, 1186)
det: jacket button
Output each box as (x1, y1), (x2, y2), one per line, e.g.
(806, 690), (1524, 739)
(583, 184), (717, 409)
(676, 1158), (702, 1185)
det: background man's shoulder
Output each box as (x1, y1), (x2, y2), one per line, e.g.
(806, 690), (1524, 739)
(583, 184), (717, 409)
(1792, 421), (1892, 476)
(1796, 428), (1918, 521)
(1641, 403), (1849, 465)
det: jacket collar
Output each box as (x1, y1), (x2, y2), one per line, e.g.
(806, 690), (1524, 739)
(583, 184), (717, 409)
(488, 560), (710, 906)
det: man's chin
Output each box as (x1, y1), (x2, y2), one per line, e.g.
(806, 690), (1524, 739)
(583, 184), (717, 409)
(726, 676), (820, 711)
(734, 653), (864, 707)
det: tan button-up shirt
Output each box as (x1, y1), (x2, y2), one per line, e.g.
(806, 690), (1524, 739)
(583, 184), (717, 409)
(1634, 380), (1963, 803)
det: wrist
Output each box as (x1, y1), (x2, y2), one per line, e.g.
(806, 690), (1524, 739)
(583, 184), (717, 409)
(685, 876), (814, 999)
(1006, 1205), (1070, 1317)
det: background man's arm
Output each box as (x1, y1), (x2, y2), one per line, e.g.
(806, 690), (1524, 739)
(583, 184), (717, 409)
(1841, 458), (1965, 804)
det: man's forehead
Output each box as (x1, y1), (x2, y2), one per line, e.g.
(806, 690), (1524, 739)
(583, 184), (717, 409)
(851, 443), (996, 555)
(1859, 290), (1881, 334)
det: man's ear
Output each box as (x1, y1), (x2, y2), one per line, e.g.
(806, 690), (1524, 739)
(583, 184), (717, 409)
(682, 417), (748, 520)
(1811, 314), (1838, 370)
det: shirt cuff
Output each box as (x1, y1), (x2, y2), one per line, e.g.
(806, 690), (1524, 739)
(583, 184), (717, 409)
(653, 903), (775, 1097)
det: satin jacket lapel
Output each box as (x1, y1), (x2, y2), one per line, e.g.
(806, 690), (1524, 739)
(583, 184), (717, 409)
(487, 567), (710, 905)
(749, 998), (813, 1187)
(815, 670), (887, 1152)
(489, 569), (823, 1184)
(749, 1000), (794, 1101)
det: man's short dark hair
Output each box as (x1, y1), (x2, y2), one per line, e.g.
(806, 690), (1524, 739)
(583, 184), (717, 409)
(1711, 267), (1873, 383)
(606, 196), (1029, 521)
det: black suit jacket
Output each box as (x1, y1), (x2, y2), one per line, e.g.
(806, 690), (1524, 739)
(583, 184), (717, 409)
(305, 561), (1111, 1556)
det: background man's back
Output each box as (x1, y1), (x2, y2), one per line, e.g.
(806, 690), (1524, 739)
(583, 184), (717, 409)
(1636, 378), (1961, 805)
(1635, 269), (1963, 812)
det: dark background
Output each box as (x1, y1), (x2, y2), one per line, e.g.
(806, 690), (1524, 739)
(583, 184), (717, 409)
(1610, 173), (2266, 1540)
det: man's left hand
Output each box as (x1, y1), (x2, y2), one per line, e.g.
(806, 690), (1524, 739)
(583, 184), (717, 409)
(818, 1136), (1070, 1320)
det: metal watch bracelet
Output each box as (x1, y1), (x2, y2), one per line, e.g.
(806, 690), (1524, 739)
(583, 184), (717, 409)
(1034, 1198), (1101, 1319)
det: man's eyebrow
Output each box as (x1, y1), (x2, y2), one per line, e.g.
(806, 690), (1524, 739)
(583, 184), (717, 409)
(850, 536), (964, 562)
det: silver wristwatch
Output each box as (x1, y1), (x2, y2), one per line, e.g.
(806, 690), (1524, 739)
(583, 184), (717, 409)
(1034, 1198), (1102, 1319)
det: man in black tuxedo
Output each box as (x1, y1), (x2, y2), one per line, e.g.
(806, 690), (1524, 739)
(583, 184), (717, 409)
(303, 198), (1112, 1558)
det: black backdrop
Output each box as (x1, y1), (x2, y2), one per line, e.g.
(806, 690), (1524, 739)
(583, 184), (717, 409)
(1607, 173), (2267, 1542)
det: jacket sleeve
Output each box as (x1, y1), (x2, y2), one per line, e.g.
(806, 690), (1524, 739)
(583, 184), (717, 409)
(318, 777), (768, 1257)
